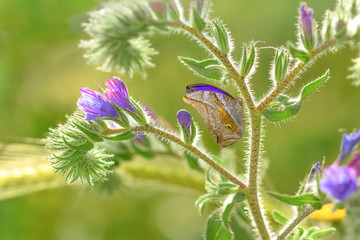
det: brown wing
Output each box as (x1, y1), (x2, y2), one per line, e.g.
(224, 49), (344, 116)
(183, 91), (244, 147)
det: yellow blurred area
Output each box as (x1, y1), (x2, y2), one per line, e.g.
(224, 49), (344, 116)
(309, 204), (346, 221)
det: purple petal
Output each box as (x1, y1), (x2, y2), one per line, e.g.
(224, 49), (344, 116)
(185, 84), (234, 98)
(177, 110), (192, 132)
(320, 166), (358, 201)
(300, 3), (312, 38)
(340, 129), (360, 161)
(104, 78), (136, 113)
(77, 88), (119, 120)
(348, 152), (360, 177)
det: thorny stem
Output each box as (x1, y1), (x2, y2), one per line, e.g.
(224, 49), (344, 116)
(276, 207), (315, 240)
(104, 125), (247, 189)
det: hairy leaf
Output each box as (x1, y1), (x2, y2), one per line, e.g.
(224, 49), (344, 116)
(262, 70), (329, 122)
(179, 57), (223, 80)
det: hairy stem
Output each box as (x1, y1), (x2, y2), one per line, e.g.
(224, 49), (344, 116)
(276, 207), (315, 240)
(246, 113), (270, 240)
(168, 21), (269, 239)
(104, 125), (247, 188)
(257, 39), (337, 112)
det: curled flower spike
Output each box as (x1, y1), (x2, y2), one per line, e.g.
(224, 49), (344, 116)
(177, 110), (192, 133)
(77, 88), (119, 120)
(320, 166), (358, 201)
(300, 2), (313, 39)
(339, 129), (360, 162)
(348, 152), (360, 177)
(104, 78), (136, 113)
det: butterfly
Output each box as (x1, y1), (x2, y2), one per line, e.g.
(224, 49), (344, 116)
(183, 84), (245, 147)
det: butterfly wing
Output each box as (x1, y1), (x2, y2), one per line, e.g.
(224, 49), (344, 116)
(183, 90), (245, 147)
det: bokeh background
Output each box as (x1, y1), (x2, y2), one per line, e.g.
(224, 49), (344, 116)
(0, 0), (358, 239)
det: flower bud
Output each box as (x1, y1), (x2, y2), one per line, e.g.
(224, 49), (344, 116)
(338, 129), (360, 162)
(177, 110), (192, 133)
(104, 78), (136, 113)
(273, 47), (289, 83)
(299, 3), (314, 50)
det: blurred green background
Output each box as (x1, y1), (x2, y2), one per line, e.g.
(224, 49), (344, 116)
(0, 0), (358, 239)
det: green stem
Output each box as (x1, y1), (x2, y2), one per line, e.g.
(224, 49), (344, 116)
(257, 39), (337, 112)
(168, 21), (269, 239)
(104, 125), (247, 189)
(276, 207), (315, 240)
(246, 113), (270, 240)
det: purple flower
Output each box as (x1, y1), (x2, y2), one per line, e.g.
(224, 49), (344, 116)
(340, 129), (360, 161)
(300, 3), (312, 39)
(77, 88), (119, 120)
(104, 78), (135, 113)
(320, 166), (358, 201)
(348, 152), (360, 177)
(177, 110), (192, 132)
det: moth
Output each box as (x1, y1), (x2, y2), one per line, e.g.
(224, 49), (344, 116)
(183, 84), (245, 147)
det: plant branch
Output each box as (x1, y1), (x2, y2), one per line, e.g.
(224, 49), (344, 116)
(167, 21), (270, 239)
(276, 207), (315, 240)
(168, 21), (257, 112)
(257, 39), (337, 112)
(104, 125), (247, 189)
(246, 113), (271, 240)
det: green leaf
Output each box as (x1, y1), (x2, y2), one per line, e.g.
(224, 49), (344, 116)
(262, 70), (329, 122)
(102, 131), (137, 141)
(63, 137), (94, 151)
(289, 43), (310, 62)
(72, 120), (104, 142)
(196, 193), (219, 215)
(206, 208), (232, 240)
(179, 57), (223, 80)
(184, 151), (200, 169)
(128, 98), (147, 124)
(222, 193), (246, 229)
(192, 7), (206, 32)
(110, 103), (131, 128)
(272, 210), (288, 224)
(308, 228), (336, 239)
(212, 19), (230, 54)
(267, 192), (322, 209)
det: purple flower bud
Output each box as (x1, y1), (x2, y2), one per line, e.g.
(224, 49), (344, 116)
(177, 110), (192, 132)
(308, 162), (320, 182)
(320, 166), (358, 201)
(300, 3), (313, 39)
(104, 78), (136, 113)
(77, 88), (119, 120)
(348, 152), (360, 177)
(142, 104), (158, 124)
(340, 129), (360, 161)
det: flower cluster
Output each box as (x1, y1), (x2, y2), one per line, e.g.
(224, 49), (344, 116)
(320, 130), (360, 201)
(77, 77), (133, 121)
